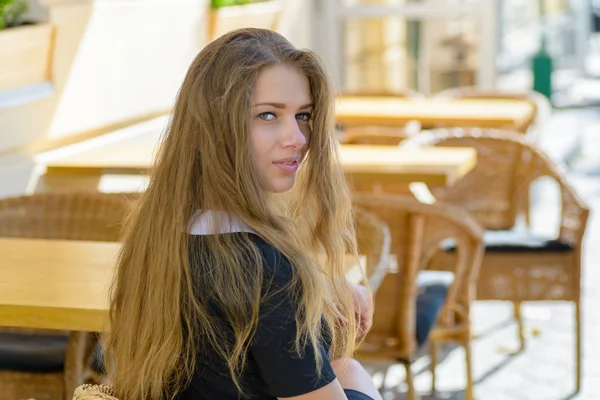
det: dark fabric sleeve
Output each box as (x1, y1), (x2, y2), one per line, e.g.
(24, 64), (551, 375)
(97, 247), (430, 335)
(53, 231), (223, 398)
(251, 245), (336, 398)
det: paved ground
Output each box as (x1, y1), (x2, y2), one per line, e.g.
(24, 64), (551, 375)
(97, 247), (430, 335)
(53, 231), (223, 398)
(365, 108), (600, 400)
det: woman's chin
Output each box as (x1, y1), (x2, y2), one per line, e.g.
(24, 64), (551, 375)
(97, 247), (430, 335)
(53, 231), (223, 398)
(267, 176), (297, 194)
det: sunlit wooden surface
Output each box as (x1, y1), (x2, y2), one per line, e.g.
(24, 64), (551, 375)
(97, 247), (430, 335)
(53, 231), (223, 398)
(0, 238), (117, 332)
(341, 145), (477, 187)
(0, 237), (366, 332)
(34, 129), (477, 192)
(335, 96), (536, 132)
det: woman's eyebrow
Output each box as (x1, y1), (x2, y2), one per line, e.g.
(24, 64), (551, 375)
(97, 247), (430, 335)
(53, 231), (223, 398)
(252, 102), (314, 109)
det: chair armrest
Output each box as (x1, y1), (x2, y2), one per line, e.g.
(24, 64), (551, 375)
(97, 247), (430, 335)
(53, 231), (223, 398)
(543, 155), (590, 247)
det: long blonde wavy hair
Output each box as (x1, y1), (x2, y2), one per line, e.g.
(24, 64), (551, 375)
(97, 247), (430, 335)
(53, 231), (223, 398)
(104, 28), (361, 400)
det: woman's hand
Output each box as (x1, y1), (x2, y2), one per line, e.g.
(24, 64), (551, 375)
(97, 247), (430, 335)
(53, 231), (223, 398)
(350, 283), (373, 338)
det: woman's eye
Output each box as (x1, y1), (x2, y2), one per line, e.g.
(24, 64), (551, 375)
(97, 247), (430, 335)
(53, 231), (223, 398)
(258, 112), (276, 121)
(296, 112), (312, 121)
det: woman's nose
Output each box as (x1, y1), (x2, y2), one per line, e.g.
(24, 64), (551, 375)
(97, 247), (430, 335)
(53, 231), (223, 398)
(281, 118), (307, 149)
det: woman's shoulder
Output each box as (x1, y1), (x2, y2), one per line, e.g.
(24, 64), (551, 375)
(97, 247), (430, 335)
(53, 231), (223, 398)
(188, 231), (292, 277)
(247, 234), (294, 281)
(247, 234), (286, 260)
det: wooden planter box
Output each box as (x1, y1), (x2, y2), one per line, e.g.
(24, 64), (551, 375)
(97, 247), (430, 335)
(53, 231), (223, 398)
(0, 23), (55, 92)
(208, 1), (281, 41)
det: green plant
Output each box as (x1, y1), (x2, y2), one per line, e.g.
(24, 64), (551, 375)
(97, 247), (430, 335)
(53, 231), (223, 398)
(210, 0), (268, 9)
(0, 0), (28, 30)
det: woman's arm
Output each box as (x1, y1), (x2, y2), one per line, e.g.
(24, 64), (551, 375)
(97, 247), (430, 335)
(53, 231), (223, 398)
(252, 244), (380, 400)
(277, 380), (348, 400)
(251, 245), (338, 398)
(279, 360), (383, 400)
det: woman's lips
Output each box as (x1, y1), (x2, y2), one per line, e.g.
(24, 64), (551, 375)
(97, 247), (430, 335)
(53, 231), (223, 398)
(273, 160), (299, 173)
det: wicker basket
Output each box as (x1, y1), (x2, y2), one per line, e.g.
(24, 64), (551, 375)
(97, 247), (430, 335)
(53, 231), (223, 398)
(73, 384), (118, 400)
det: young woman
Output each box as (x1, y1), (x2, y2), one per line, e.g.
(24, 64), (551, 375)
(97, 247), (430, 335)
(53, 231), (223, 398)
(104, 28), (382, 400)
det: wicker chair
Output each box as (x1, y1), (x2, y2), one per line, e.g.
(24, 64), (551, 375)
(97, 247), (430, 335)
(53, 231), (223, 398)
(354, 207), (392, 292)
(433, 86), (550, 140)
(72, 384), (118, 400)
(0, 192), (131, 400)
(402, 128), (589, 392)
(353, 194), (484, 400)
(448, 92), (545, 224)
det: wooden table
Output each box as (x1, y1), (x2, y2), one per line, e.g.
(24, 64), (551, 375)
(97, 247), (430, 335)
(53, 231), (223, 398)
(335, 96), (536, 133)
(0, 238), (118, 332)
(34, 129), (477, 193)
(0, 238), (367, 332)
(341, 145), (476, 188)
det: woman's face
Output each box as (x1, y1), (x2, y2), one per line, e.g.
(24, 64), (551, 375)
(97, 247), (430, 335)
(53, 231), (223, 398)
(250, 64), (312, 193)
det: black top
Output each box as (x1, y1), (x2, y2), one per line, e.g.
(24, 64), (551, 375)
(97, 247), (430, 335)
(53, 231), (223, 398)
(176, 233), (336, 400)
